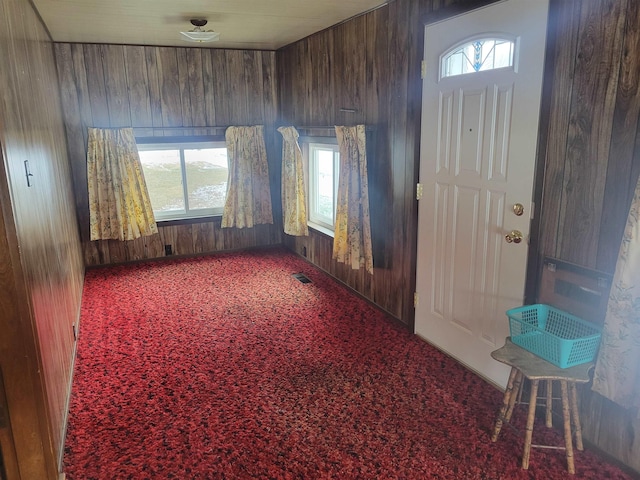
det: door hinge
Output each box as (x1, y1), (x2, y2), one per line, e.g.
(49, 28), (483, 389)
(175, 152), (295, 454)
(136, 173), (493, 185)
(421, 60), (426, 79)
(416, 183), (423, 200)
(414, 292), (419, 308)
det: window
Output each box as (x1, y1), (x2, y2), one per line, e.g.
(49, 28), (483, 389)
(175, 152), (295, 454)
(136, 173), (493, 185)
(307, 142), (340, 234)
(441, 37), (515, 79)
(137, 141), (228, 221)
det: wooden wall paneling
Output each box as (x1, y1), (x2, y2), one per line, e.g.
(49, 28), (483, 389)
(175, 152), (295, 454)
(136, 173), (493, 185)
(124, 46), (153, 128)
(557, 0), (626, 268)
(275, 47), (292, 123)
(146, 232), (165, 259)
(201, 50), (217, 127)
(71, 44), (94, 150)
(309, 33), (334, 125)
(401, 0), (424, 325)
(55, 43), (92, 243)
(286, 41), (302, 124)
(159, 225), (178, 256)
(300, 41), (313, 125)
(367, 8), (393, 272)
(210, 49), (231, 126)
(539, 0), (591, 262)
(186, 48), (207, 132)
(261, 52), (282, 232)
(387, 0), (413, 323)
(597, 0), (640, 273)
(157, 47), (182, 128)
(0, 177), (53, 479)
(295, 40), (311, 126)
(106, 239), (127, 264)
(214, 221), (226, 251)
(124, 236), (149, 262)
(333, 17), (366, 126)
(103, 45), (131, 127)
(144, 47), (165, 131)
(82, 240), (104, 266)
(175, 224), (194, 255)
(176, 48), (193, 128)
(192, 222), (215, 253)
(245, 51), (265, 125)
(0, 368), (20, 479)
(365, 9), (383, 125)
(72, 44), (95, 241)
(1, 0), (85, 475)
(83, 44), (111, 127)
(226, 50), (249, 125)
(581, 389), (640, 472)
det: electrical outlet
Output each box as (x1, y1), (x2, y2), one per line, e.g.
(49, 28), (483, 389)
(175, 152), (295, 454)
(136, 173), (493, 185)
(165, 244), (173, 255)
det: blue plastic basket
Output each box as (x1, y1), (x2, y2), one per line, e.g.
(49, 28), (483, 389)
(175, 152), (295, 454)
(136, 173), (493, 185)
(506, 304), (602, 368)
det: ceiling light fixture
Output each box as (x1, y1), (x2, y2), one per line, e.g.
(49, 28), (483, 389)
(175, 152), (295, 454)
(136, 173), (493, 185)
(180, 19), (220, 43)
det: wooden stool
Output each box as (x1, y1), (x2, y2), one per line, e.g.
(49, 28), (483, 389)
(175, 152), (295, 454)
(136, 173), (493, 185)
(490, 338), (593, 474)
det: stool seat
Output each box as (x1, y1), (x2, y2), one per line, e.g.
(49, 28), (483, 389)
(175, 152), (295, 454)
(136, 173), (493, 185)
(491, 338), (594, 474)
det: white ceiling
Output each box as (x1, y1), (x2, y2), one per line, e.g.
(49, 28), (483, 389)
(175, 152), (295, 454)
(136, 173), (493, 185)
(32, 0), (388, 50)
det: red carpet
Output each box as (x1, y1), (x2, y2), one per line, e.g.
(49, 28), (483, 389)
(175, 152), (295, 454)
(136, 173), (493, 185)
(64, 249), (636, 479)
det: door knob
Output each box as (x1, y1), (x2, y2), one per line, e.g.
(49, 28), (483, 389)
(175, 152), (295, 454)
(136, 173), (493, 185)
(512, 203), (524, 216)
(505, 230), (523, 244)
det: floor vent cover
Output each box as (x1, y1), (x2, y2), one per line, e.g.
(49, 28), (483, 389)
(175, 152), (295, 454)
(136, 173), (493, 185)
(292, 273), (312, 284)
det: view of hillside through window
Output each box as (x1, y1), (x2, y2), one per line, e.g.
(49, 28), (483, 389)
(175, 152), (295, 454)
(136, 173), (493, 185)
(138, 146), (228, 218)
(316, 149), (336, 221)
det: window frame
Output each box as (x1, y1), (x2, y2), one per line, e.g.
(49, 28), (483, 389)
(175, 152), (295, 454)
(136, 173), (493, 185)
(301, 138), (340, 236)
(136, 138), (228, 222)
(439, 34), (518, 81)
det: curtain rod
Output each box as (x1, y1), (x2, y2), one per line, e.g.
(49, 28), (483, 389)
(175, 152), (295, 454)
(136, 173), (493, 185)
(291, 125), (375, 131)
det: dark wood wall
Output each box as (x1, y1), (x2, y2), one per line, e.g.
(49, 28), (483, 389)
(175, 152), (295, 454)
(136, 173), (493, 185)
(54, 44), (282, 266)
(278, 1), (422, 322)
(536, 0), (640, 472)
(277, 0), (500, 324)
(278, 0), (640, 472)
(0, 0), (85, 476)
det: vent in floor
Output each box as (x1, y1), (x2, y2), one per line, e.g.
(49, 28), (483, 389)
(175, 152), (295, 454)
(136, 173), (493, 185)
(292, 273), (312, 284)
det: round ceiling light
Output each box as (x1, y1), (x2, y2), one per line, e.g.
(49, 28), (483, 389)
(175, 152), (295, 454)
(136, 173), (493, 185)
(180, 19), (220, 43)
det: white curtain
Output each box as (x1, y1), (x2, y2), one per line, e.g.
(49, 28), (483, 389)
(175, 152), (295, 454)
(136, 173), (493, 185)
(278, 126), (308, 236)
(222, 126), (274, 229)
(592, 175), (640, 416)
(332, 125), (373, 274)
(87, 127), (158, 241)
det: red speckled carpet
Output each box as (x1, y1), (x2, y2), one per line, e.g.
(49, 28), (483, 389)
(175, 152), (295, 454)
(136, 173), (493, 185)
(63, 249), (636, 479)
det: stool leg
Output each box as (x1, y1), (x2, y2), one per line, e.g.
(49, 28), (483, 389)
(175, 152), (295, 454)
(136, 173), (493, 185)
(569, 382), (584, 451)
(492, 367), (518, 442)
(522, 379), (539, 470)
(560, 380), (575, 474)
(505, 370), (523, 423)
(545, 379), (553, 428)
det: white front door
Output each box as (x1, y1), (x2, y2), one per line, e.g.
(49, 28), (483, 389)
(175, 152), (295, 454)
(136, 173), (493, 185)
(415, 0), (549, 388)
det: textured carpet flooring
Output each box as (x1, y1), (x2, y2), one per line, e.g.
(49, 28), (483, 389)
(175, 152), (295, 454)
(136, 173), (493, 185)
(63, 249), (637, 479)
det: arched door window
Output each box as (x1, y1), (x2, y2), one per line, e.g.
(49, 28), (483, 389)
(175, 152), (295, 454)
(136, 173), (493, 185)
(440, 37), (516, 79)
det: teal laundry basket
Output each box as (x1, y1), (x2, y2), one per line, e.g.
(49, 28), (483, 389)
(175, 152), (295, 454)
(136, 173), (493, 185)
(506, 304), (602, 368)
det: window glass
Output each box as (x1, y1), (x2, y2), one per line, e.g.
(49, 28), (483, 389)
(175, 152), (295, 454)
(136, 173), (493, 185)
(184, 147), (228, 210)
(308, 143), (340, 234)
(138, 141), (228, 221)
(441, 38), (515, 79)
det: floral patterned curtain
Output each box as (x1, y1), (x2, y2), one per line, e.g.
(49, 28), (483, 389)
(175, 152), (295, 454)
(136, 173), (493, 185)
(87, 127), (158, 241)
(278, 126), (308, 236)
(333, 125), (373, 274)
(592, 175), (640, 417)
(222, 126), (274, 229)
